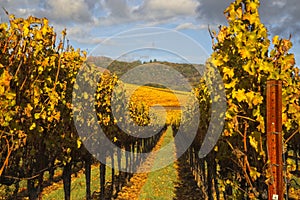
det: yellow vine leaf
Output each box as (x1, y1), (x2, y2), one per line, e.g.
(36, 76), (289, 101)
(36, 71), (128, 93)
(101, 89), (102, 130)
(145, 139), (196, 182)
(29, 122), (36, 130)
(232, 89), (246, 102)
(249, 135), (258, 152)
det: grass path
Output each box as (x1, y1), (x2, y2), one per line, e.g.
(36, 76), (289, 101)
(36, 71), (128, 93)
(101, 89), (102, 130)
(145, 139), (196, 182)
(42, 164), (112, 200)
(116, 126), (204, 200)
(42, 126), (205, 200)
(138, 127), (178, 200)
(115, 128), (171, 200)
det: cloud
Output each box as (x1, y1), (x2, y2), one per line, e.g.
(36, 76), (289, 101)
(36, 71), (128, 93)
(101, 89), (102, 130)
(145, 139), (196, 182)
(1, 0), (97, 24)
(136, 0), (200, 21)
(175, 22), (206, 30)
(196, 0), (232, 25)
(92, 0), (134, 26)
(259, 0), (300, 41)
(94, 0), (200, 26)
(1, 0), (299, 37)
(1, 0), (300, 48)
(43, 0), (92, 24)
(103, 0), (130, 19)
(1, 0), (37, 19)
(196, 0), (300, 42)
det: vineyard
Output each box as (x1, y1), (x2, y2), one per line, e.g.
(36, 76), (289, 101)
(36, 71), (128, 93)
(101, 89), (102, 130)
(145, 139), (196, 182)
(1, 0), (300, 200)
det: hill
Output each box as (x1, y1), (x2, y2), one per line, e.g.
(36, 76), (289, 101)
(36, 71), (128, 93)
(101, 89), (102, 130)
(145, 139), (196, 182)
(86, 56), (205, 91)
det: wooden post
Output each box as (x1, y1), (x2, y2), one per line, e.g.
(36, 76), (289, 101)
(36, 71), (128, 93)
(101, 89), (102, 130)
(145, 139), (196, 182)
(266, 80), (283, 200)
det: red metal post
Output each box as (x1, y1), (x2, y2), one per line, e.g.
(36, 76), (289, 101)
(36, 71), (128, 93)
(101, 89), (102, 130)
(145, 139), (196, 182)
(266, 80), (283, 200)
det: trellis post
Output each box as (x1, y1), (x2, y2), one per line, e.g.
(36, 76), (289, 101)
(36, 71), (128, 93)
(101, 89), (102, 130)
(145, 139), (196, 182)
(266, 80), (283, 200)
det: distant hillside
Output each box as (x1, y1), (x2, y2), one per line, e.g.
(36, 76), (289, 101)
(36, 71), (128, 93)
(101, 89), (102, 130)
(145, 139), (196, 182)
(86, 56), (205, 91)
(87, 56), (113, 68)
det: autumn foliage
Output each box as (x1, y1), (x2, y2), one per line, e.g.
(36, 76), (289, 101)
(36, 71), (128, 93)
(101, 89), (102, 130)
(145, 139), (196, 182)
(180, 0), (300, 199)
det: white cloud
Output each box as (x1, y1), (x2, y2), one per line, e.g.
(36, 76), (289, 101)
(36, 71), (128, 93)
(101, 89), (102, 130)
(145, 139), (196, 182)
(1, 0), (39, 20)
(0, 0), (96, 24)
(137, 0), (200, 20)
(103, 0), (130, 18)
(175, 22), (206, 30)
(1, 0), (199, 28)
(44, 0), (92, 23)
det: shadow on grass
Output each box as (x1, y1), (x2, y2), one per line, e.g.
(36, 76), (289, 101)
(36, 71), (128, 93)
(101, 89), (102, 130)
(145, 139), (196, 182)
(91, 171), (132, 200)
(173, 151), (204, 200)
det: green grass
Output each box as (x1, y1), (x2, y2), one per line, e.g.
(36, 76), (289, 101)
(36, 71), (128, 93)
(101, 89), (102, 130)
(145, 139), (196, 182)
(0, 168), (63, 199)
(43, 128), (176, 200)
(43, 164), (111, 200)
(139, 127), (177, 200)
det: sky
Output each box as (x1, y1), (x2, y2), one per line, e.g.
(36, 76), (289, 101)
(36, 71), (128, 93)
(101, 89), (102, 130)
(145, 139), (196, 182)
(1, 0), (300, 64)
